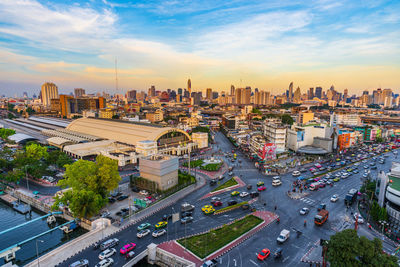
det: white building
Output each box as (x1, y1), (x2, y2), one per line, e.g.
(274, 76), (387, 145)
(287, 123), (330, 152)
(192, 132), (208, 149)
(263, 122), (287, 152)
(330, 112), (360, 126)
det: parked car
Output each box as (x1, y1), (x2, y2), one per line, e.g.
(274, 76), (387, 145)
(69, 259), (89, 267)
(117, 195), (128, 201)
(139, 190), (149, 196)
(110, 191), (122, 198)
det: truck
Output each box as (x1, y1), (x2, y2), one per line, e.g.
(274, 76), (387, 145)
(344, 189), (358, 205)
(277, 229), (290, 243)
(314, 209), (329, 226)
(181, 203), (195, 212)
(202, 259), (218, 267)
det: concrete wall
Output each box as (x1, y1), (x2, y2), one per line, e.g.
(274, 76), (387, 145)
(147, 244), (195, 267)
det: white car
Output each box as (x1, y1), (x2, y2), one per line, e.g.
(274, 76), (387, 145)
(211, 197), (221, 202)
(292, 171), (300, 177)
(240, 192), (249, 198)
(95, 258), (114, 267)
(228, 172), (233, 176)
(354, 213), (364, 224)
(330, 195), (339, 202)
(98, 248), (116, 260)
(272, 180), (282, 186)
(152, 229), (167, 237)
(137, 229), (151, 238)
(299, 207), (309, 215)
(139, 190), (149, 196)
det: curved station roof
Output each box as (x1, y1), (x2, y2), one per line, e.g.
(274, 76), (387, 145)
(66, 118), (191, 146)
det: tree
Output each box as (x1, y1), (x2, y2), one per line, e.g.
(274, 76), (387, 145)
(281, 114), (294, 125)
(25, 143), (48, 162)
(4, 169), (24, 183)
(54, 155), (121, 218)
(251, 108), (262, 115)
(375, 137), (384, 143)
(112, 114), (119, 119)
(0, 128), (15, 139)
(26, 107), (35, 115)
(327, 229), (397, 267)
(56, 153), (73, 168)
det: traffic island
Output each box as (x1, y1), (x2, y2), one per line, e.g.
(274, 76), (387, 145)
(200, 176), (245, 200)
(214, 201), (248, 215)
(157, 211), (278, 265)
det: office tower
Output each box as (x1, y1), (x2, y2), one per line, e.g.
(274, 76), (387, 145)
(169, 90), (176, 100)
(127, 90), (137, 100)
(206, 88), (212, 100)
(41, 82), (59, 107)
(32, 93), (37, 99)
(137, 91), (145, 101)
(23, 92), (28, 98)
(343, 89), (348, 101)
(235, 88), (242, 104)
(254, 91), (260, 105)
(373, 88), (383, 104)
(361, 91), (369, 106)
(191, 92), (201, 105)
(178, 88), (183, 95)
(288, 82), (293, 102)
(243, 87), (251, 104)
(187, 79), (191, 95)
(308, 88), (314, 100)
(383, 88), (392, 100)
(293, 87), (301, 103)
(231, 85), (235, 96)
(255, 88), (259, 93)
(74, 88), (85, 97)
(148, 85), (156, 97)
(315, 87), (322, 99)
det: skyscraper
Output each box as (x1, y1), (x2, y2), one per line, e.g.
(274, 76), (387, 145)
(308, 88), (314, 100)
(242, 87), (251, 104)
(230, 85), (235, 96)
(23, 92), (28, 98)
(293, 87), (301, 103)
(41, 82), (59, 107)
(315, 87), (322, 99)
(235, 88), (242, 104)
(206, 88), (212, 100)
(148, 86), (156, 97)
(74, 88), (85, 97)
(187, 79), (191, 95)
(127, 90), (137, 100)
(177, 88), (183, 95)
(288, 82), (293, 102)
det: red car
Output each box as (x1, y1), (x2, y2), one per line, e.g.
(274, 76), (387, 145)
(257, 248), (270, 260)
(213, 201), (223, 207)
(120, 243), (136, 254)
(257, 186), (266, 191)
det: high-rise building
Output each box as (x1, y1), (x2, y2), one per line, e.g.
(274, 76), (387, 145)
(127, 90), (137, 100)
(315, 87), (322, 99)
(187, 79), (191, 95)
(265, 91), (271, 105)
(148, 86), (156, 97)
(41, 82), (59, 107)
(74, 88), (85, 97)
(212, 91), (218, 99)
(191, 92), (201, 105)
(288, 82), (293, 102)
(206, 88), (212, 100)
(235, 88), (242, 104)
(230, 85), (235, 96)
(308, 88), (314, 100)
(293, 87), (301, 103)
(177, 88), (183, 95)
(23, 92), (28, 98)
(242, 87), (251, 104)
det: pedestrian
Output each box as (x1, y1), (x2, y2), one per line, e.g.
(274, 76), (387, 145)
(274, 205), (277, 211)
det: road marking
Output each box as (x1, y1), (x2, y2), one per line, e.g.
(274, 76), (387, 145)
(283, 256), (290, 262)
(250, 260), (260, 266)
(233, 258), (237, 266)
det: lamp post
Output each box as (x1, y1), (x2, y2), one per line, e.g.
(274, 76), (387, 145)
(379, 220), (388, 239)
(36, 239), (44, 267)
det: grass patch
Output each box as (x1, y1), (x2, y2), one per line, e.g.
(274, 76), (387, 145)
(214, 201), (248, 214)
(200, 162), (223, 171)
(182, 159), (204, 168)
(211, 177), (238, 192)
(177, 214), (262, 259)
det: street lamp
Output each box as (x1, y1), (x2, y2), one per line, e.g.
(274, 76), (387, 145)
(36, 239), (44, 267)
(379, 220), (389, 239)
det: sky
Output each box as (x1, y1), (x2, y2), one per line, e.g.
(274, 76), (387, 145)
(0, 0), (399, 96)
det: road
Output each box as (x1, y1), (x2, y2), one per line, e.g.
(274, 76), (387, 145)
(60, 132), (399, 267)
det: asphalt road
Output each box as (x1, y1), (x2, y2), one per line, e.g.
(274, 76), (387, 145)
(60, 132), (399, 267)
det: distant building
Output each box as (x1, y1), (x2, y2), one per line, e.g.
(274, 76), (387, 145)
(263, 121), (287, 152)
(187, 79), (191, 95)
(315, 87), (322, 99)
(206, 88), (212, 100)
(127, 90), (137, 101)
(230, 85), (235, 96)
(191, 92), (201, 105)
(41, 82), (59, 107)
(99, 108), (116, 119)
(148, 85), (156, 97)
(330, 112), (360, 126)
(298, 111), (314, 125)
(192, 132), (208, 149)
(74, 88), (85, 97)
(146, 109), (164, 123)
(140, 154), (179, 191)
(288, 82), (293, 102)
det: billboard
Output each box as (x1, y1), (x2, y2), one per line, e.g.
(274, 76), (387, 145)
(297, 131), (305, 142)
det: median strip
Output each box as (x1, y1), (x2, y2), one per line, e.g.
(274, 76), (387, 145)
(214, 201), (248, 215)
(211, 177), (238, 192)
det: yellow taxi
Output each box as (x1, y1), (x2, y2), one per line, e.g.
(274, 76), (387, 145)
(203, 206), (215, 215)
(202, 205), (213, 212)
(155, 221), (168, 229)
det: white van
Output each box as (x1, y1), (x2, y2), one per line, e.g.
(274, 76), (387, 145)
(277, 229), (290, 243)
(309, 183), (319, 191)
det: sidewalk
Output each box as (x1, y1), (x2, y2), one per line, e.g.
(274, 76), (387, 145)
(29, 172), (207, 267)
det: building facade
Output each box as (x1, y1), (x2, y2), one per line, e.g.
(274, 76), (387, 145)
(41, 82), (59, 107)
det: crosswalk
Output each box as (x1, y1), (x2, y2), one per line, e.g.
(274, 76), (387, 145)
(299, 197), (317, 205)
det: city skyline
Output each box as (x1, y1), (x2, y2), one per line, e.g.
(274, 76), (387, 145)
(0, 0), (400, 95)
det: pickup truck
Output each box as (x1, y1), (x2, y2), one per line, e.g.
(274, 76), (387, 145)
(202, 259), (218, 267)
(277, 229), (290, 243)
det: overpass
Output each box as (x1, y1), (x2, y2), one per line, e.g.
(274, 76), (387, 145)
(361, 116), (400, 124)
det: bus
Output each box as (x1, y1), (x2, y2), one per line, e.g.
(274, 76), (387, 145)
(314, 209), (329, 226)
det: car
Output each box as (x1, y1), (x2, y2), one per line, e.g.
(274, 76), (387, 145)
(371, 165), (377, 169)
(203, 207), (215, 214)
(218, 175), (224, 180)
(131, 186), (140, 193)
(250, 191), (259, 198)
(257, 248), (271, 261)
(333, 177), (340, 182)
(231, 191), (240, 196)
(139, 190), (149, 196)
(162, 214), (172, 221)
(363, 173), (369, 178)
(107, 197), (116, 204)
(181, 216), (194, 224)
(202, 205), (213, 212)
(100, 238), (119, 250)
(354, 213), (364, 223)
(257, 186), (266, 191)
(228, 200), (238, 206)
(330, 194), (339, 202)
(95, 258), (113, 267)
(137, 229), (151, 238)
(240, 192), (249, 198)
(292, 171), (301, 177)
(353, 170), (359, 174)
(211, 197), (221, 203)
(364, 165), (369, 169)
(318, 203), (326, 211)
(69, 259), (89, 267)
(213, 201), (222, 207)
(272, 180), (282, 186)
(98, 248), (116, 260)
(101, 211), (111, 218)
(319, 167), (326, 171)
(117, 195), (128, 201)
(247, 184), (253, 190)
(110, 191), (122, 198)
(120, 243), (136, 254)
(228, 172), (233, 176)
(137, 222), (151, 231)
(202, 259), (218, 267)
(152, 229), (167, 237)
(155, 221), (168, 229)
(318, 182), (326, 188)
(300, 168), (307, 173)
(181, 211), (192, 217)
(256, 181), (264, 186)
(299, 207), (309, 215)
(209, 179), (217, 186)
